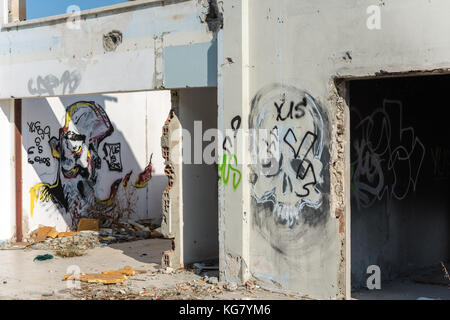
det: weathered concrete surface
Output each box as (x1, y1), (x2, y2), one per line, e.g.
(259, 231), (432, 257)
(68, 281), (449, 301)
(0, 239), (304, 300)
(219, 0), (450, 299)
(0, 0), (217, 99)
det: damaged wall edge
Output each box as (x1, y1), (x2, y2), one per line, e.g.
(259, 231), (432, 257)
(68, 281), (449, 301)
(160, 90), (183, 268)
(328, 78), (351, 299)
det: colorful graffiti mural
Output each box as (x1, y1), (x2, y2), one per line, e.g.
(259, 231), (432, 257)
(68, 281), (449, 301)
(30, 101), (153, 230)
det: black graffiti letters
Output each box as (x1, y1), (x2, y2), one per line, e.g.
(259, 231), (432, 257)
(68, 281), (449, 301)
(231, 115), (241, 138)
(283, 129), (318, 197)
(27, 121), (51, 166)
(27, 121), (51, 140)
(103, 143), (123, 172)
(275, 97), (306, 121)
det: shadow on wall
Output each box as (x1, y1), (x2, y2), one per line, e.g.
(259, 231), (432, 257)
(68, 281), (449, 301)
(24, 92), (166, 234)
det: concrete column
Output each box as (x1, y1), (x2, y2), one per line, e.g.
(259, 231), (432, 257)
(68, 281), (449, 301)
(8, 0), (26, 22)
(218, 0), (251, 285)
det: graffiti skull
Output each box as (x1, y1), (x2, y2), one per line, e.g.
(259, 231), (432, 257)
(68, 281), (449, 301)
(249, 85), (324, 227)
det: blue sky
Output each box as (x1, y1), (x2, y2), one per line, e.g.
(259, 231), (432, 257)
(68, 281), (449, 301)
(27, 0), (128, 20)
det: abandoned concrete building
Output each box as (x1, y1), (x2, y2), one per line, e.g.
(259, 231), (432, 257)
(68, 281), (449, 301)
(0, 0), (449, 300)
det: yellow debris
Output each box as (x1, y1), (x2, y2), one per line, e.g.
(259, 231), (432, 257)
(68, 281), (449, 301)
(62, 266), (135, 285)
(57, 232), (77, 238)
(77, 218), (99, 232)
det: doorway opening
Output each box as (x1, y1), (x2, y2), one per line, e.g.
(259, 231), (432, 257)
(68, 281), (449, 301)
(349, 74), (450, 299)
(161, 87), (219, 273)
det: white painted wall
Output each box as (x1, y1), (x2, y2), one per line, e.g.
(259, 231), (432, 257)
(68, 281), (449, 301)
(178, 87), (219, 264)
(21, 91), (170, 233)
(0, 99), (14, 241)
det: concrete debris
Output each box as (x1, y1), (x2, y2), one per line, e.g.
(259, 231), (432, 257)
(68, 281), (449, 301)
(0, 241), (30, 250)
(55, 244), (86, 258)
(164, 267), (174, 274)
(206, 277), (218, 285)
(193, 263), (219, 272)
(14, 219), (165, 252)
(225, 282), (238, 291)
(30, 230), (101, 251)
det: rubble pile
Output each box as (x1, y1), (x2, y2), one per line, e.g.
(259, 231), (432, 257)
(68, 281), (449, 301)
(98, 219), (163, 244)
(67, 269), (267, 300)
(30, 230), (101, 251)
(6, 218), (164, 252)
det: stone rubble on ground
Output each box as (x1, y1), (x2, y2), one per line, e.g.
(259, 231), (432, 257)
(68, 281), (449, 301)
(0, 218), (164, 252)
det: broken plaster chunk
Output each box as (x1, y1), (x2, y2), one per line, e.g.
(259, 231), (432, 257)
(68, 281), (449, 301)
(47, 230), (59, 239)
(58, 232), (77, 238)
(225, 282), (238, 291)
(77, 218), (100, 232)
(207, 277), (219, 285)
(102, 266), (135, 276)
(33, 226), (56, 242)
(76, 273), (127, 285)
(164, 267), (174, 274)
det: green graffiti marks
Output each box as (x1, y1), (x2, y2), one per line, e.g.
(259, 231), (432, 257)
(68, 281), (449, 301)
(219, 153), (242, 191)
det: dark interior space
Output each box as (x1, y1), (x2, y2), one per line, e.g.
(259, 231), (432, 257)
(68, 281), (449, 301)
(349, 74), (450, 298)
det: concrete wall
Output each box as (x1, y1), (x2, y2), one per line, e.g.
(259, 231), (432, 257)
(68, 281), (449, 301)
(0, 0), (218, 99)
(219, 0), (450, 299)
(350, 75), (450, 288)
(0, 99), (14, 241)
(21, 91), (170, 234)
(1, 0), (450, 300)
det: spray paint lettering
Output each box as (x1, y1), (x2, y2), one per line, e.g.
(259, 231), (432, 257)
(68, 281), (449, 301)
(430, 146), (450, 180)
(219, 116), (242, 190)
(27, 121), (52, 167)
(28, 70), (81, 96)
(103, 142), (123, 172)
(351, 100), (425, 209)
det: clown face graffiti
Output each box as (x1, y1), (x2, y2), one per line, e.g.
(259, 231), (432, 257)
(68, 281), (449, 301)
(31, 101), (113, 229)
(249, 85), (324, 227)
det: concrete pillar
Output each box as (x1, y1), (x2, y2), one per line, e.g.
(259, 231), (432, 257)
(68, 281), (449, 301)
(8, 0), (26, 22)
(218, 0), (251, 285)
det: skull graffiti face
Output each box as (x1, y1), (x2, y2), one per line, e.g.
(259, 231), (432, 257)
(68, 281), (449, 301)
(250, 85), (324, 227)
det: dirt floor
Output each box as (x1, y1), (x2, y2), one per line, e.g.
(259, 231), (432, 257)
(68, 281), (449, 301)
(352, 264), (450, 300)
(0, 239), (306, 300)
(2, 238), (447, 300)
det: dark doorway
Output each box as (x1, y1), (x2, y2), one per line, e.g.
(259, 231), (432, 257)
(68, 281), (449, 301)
(349, 75), (450, 299)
